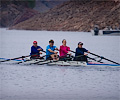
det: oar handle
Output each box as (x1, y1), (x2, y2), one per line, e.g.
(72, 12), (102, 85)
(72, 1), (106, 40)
(70, 50), (76, 53)
(41, 50), (46, 53)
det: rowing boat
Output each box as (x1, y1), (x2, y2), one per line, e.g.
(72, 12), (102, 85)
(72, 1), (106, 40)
(0, 58), (120, 67)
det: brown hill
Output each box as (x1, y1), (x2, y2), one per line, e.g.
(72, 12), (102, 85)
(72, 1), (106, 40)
(11, 1), (120, 31)
(0, 1), (38, 27)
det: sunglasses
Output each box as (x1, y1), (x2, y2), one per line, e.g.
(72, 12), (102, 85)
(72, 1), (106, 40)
(33, 43), (37, 44)
(50, 42), (54, 43)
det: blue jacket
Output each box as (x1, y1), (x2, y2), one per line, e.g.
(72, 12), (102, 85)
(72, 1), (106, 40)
(75, 47), (88, 56)
(30, 46), (43, 55)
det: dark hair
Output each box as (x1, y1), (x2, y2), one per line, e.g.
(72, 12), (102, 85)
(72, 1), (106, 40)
(49, 39), (54, 43)
(62, 39), (66, 43)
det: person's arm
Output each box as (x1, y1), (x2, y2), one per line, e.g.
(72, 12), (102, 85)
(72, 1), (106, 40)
(37, 46), (43, 51)
(83, 48), (90, 55)
(31, 47), (34, 54)
(64, 46), (70, 53)
(84, 48), (89, 52)
(48, 49), (58, 54)
(48, 49), (54, 53)
(83, 48), (90, 53)
(67, 47), (70, 51)
(54, 46), (59, 53)
(47, 46), (57, 54)
(55, 47), (58, 54)
(67, 47), (71, 55)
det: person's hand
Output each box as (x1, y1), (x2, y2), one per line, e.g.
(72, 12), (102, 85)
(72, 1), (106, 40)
(39, 52), (42, 54)
(55, 48), (59, 51)
(87, 51), (90, 53)
(84, 53), (88, 56)
(54, 51), (58, 54)
(68, 52), (71, 56)
(37, 48), (42, 51)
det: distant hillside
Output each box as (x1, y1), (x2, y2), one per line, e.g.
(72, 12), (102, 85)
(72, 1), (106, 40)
(34, 0), (69, 13)
(0, 0), (69, 27)
(0, 0), (38, 27)
(11, 0), (120, 32)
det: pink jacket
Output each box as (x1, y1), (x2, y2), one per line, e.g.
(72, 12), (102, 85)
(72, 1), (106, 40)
(59, 45), (70, 57)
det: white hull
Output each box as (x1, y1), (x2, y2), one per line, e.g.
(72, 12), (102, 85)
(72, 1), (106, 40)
(0, 58), (120, 67)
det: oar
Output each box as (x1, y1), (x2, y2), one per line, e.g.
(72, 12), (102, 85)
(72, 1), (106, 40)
(70, 50), (76, 53)
(41, 50), (46, 53)
(0, 55), (31, 62)
(70, 50), (103, 63)
(89, 52), (120, 65)
(0, 53), (40, 63)
(0, 50), (46, 63)
(17, 52), (48, 64)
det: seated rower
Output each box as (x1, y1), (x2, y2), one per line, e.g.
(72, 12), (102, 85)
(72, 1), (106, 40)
(74, 42), (90, 62)
(30, 41), (43, 59)
(59, 39), (71, 61)
(46, 40), (59, 60)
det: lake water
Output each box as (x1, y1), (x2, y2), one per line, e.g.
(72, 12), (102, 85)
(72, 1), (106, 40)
(0, 28), (120, 100)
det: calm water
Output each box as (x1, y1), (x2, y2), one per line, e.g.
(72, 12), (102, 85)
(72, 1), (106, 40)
(0, 28), (120, 100)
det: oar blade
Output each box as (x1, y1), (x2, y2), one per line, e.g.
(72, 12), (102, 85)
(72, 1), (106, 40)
(89, 52), (120, 65)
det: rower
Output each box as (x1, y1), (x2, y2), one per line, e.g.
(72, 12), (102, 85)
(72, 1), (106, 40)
(30, 41), (43, 59)
(74, 42), (90, 62)
(46, 40), (59, 60)
(59, 39), (71, 61)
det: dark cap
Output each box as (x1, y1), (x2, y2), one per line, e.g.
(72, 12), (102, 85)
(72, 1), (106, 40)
(78, 42), (83, 45)
(49, 39), (54, 43)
